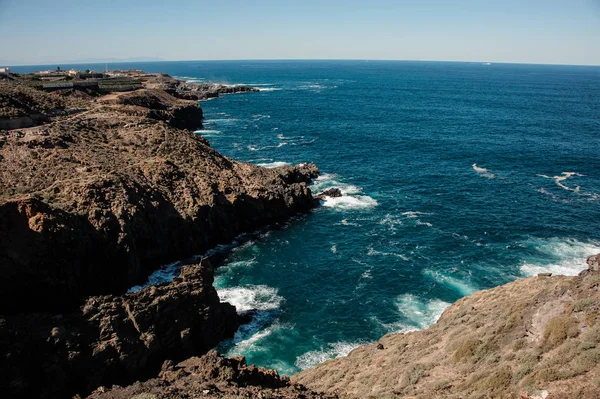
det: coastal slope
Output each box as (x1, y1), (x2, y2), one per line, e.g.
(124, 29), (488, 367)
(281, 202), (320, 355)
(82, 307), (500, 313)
(294, 255), (600, 398)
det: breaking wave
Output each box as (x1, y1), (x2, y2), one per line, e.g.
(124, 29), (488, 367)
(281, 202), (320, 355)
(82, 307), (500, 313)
(311, 173), (378, 211)
(256, 161), (291, 168)
(472, 163), (496, 179)
(520, 237), (600, 276)
(295, 341), (363, 370)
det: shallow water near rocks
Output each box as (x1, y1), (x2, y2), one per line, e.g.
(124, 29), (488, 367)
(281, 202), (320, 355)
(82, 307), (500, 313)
(18, 60), (600, 375)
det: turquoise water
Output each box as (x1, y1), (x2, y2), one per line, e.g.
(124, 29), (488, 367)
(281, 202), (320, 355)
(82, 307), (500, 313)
(14, 60), (600, 374)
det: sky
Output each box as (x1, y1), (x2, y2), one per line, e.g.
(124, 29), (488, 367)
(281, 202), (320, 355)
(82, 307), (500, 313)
(0, 0), (599, 66)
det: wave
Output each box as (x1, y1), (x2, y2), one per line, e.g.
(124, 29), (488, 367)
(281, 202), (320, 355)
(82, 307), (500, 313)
(295, 83), (338, 92)
(401, 211), (431, 219)
(393, 294), (451, 331)
(537, 172), (598, 199)
(423, 269), (477, 296)
(367, 247), (409, 261)
(256, 161), (291, 168)
(520, 237), (600, 276)
(257, 87), (282, 92)
(311, 173), (378, 211)
(128, 261), (181, 292)
(218, 284), (282, 312)
(217, 285), (287, 360)
(295, 341), (363, 371)
(203, 118), (239, 124)
(194, 129), (222, 137)
(472, 163), (496, 179)
(247, 142), (288, 152)
(379, 214), (403, 231)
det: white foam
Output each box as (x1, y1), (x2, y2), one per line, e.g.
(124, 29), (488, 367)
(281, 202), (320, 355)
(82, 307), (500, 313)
(322, 195), (378, 210)
(331, 244), (337, 254)
(401, 211), (431, 218)
(257, 87), (282, 92)
(218, 284), (282, 312)
(256, 161), (291, 168)
(247, 142), (288, 152)
(295, 342), (363, 370)
(520, 237), (600, 276)
(423, 269), (477, 296)
(367, 247), (409, 261)
(312, 173), (377, 211)
(194, 129), (222, 137)
(393, 294), (451, 331)
(472, 163), (496, 179)
(537, 172), (597, 199)
(203, 118), (239, 124)
(128, 261), (181, 292)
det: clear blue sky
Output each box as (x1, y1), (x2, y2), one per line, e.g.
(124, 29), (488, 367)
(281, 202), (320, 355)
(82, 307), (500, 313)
(1, 0), (599, 66)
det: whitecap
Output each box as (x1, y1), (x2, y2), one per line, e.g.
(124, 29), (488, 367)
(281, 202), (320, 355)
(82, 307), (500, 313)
(367, 247), (409, 261)
(217, 284), (282, 312)
(256, 161), (291, 168)
(472, 163), (496, 179)
(519, 237), (600, 276)
(537, 172), (597, 199)
(194, 129), (222, 137)
(312, 173), (377, 211)
(295, 341), (363, 370)
(423, 269), (477, 296)
(331, 244), (337, 254)
(322, 195), (378, 210)
(391, 294), (451, 331)
(401, 211), (431, 219)
(247, 142), (288, 151)
(257, 87), (282, 92)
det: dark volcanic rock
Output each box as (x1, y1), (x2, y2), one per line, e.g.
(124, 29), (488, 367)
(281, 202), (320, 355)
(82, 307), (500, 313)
(0, 263), (238, 399)
(86, 350), (337, 399)
(317, 187), (343, 198)
(0, 81), (319, 315)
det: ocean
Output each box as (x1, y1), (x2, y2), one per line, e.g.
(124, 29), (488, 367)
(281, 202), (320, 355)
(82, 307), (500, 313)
(12, 60), (600, 374)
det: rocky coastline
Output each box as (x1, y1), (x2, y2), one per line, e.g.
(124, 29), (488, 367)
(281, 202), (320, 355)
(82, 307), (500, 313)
(0, 73), (322, 398)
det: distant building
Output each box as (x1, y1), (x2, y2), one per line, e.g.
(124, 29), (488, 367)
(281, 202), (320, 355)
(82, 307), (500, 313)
(68, 69), (79, 76)
(0, 67), (9, 75)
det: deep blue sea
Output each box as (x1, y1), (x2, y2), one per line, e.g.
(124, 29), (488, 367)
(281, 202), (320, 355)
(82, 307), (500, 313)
(13, 60), (600, 374)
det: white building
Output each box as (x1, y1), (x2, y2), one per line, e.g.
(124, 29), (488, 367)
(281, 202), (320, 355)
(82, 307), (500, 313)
(0, 67), (10, 75)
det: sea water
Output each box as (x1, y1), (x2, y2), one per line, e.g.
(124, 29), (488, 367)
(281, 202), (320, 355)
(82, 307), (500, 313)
(13, 60), (600, 375)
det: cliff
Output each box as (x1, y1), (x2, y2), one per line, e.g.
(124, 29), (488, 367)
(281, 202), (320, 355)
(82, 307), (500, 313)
(294, 255), (600, 398)
(0, 80), (318, 315)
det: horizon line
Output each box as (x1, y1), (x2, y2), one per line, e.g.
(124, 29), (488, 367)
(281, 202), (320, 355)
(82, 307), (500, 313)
(3, 58), (600, 68)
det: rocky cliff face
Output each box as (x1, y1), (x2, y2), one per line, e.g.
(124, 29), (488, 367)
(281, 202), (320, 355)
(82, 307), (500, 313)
(0, 263), (238, 399)
(0, 81), (318, 315)
(294, 255), (600, 398)
(86, 351), (337, 399)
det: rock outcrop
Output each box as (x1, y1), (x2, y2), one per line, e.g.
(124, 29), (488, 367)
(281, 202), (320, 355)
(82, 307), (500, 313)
(86, 351), (337, 399)
(97, 88), (204, 130)
(294, 254), (600, 398)
(0, 262), (238, 399)
(0, 81), (318, 315)
(142, 73), (259, 100)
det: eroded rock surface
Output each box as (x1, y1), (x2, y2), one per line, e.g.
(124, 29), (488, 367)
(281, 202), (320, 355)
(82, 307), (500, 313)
(0, 263), (238, 399)
(87, 351), (337, 399)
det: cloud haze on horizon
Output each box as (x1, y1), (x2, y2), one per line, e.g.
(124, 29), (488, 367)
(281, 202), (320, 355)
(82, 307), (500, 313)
(1, 0), (599, 66)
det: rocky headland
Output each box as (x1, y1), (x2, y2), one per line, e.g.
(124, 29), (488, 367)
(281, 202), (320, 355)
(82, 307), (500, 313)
(0, 74), (320, 398)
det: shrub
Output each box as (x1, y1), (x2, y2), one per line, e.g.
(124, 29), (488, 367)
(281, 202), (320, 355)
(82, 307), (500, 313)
(542, 316), (579, 351)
